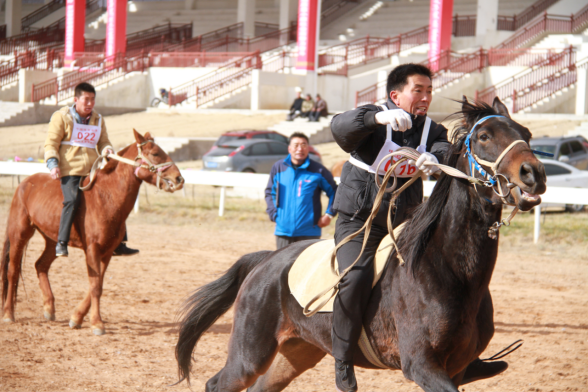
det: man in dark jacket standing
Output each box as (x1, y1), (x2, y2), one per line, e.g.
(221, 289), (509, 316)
(329, 64), (507, 391)
(265, 133), (337, 249)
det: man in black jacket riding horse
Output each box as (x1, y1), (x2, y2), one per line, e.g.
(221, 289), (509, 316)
(330, 63), (508, 391)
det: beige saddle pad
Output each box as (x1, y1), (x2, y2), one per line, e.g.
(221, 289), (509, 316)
(288, 223), (405, 313)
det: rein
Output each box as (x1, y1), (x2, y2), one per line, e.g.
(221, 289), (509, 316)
(303, 116), (528, 317)
(80, 140), (173, 191)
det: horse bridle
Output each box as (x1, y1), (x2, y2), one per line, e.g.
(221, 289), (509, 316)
(80, 140), (174, 192)
(133, 140), (174, 191)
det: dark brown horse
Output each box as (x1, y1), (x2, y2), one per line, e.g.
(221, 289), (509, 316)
(175, 98), (546, 391)
(2, 130), (184, 335)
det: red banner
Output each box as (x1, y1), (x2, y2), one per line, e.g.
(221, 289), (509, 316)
(106, 0), (128, 58)
(296, 0), (318, 71)
(64, 0), (85, 65)
(428, 0), (453, 71)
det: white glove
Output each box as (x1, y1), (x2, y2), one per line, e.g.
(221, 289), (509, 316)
(375, 109), (412, 132)
(414, 152), (440, 176)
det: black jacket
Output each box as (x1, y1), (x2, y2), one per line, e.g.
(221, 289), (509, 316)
(331, 100), (450, 227)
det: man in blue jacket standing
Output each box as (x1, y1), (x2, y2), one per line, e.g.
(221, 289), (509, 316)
(265, 132), (337, 249)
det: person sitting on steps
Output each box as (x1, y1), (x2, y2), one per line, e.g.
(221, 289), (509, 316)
(44, 82), (139, 258)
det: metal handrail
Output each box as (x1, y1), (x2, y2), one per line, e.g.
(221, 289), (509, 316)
(168, 51), (262, 107)
(22, 0), (65, 31)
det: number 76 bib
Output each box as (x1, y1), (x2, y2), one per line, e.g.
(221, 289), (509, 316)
(62, 116), (102, 149)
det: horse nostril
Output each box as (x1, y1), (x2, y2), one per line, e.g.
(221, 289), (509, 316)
(519, 163), (535, 186)
(177, 176), (184, 184)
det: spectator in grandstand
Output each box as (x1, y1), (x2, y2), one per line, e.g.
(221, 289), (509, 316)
(264, 132), (337, 249)
(44, 82), (139, 258)
(300, 93), (314, 118)
(286, 91), (305, 121)
(308, 94), (328, 122)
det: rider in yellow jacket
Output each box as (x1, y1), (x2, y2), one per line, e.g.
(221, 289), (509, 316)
(44, 82), (139, 258)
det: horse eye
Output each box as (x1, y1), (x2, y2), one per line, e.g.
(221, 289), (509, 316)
(479, 134), (489, 142)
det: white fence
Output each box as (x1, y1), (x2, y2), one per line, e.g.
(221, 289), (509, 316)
(1, 161), (587, 243)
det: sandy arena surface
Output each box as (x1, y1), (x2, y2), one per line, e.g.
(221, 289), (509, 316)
(0, 110), (587, 391)
(0, 181), (587, 392)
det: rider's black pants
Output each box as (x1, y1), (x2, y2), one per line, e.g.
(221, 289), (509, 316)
(58, 176), (82, 244)
(332, 212), (390, 361)
(57, 175), (129, 245)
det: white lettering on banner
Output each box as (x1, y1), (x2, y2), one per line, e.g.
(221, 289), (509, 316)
(429, 0), (442, 60)
(66, 122), (102, 149)
(65, 1), (74, 57)
(106, 0), (116, 57)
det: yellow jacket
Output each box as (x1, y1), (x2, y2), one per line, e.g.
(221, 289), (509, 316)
(44, 106), (113, 177)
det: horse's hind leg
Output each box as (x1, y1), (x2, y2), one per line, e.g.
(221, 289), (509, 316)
(35, 236), (58, 321)
(247, 338), (327, 392)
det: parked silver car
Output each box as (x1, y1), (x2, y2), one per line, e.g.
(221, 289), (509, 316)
(530, 136), (588, 170)
(203, 139), (320, 173)
(541, 159), (588, 212)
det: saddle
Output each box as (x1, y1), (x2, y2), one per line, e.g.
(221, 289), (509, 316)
(288, 223), (406, 368)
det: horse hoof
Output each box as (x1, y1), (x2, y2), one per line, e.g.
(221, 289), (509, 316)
(92, 328), (106, 336)
(69, 319), (81, 329)
(44, 311), (56, 321)
(2, 317), (14, 323)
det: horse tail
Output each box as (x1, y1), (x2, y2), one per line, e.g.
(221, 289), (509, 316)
(175, 250), (272, 385)
(1, 236), (11, 309)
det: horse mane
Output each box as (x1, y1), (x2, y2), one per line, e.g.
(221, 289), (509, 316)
(397, 99), (498, 275)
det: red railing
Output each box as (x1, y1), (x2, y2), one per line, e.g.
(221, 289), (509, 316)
(476, 47), (576, 113)
(262, 50), (296, 73)
(21, 0), (66, 31)
(168, 51), (262, 107)
(496, 4), (588, 50)
(31, 53), (149, 103)
(355, 48), (571, 106)
(453, 15), (476, 37)
(0, 17), (65, 55)
(149, 51), (257, 68)
(84, 22), (192, 55)
(318, 25), (429, 76)
(0, 51), (37, 86)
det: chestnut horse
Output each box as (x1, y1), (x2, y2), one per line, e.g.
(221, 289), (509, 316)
(175, 98), (547, 391)
(1, 130), (184, 335)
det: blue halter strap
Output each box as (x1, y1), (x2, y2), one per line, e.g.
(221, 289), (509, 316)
(464, 115), (505, 187)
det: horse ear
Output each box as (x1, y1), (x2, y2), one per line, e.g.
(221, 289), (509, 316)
(144, 132), (154, 141)
(133, 128), (146, 144)
(462, 95), (468, 103)
(492, 97), (511, 118)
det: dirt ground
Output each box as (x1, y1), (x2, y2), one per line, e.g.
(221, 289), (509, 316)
(0, 177), (587, 392)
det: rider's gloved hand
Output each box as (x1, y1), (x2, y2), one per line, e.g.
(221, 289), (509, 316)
(375, 109), (412, 132)
(102, 147), (115, 160)
(414, 152), (440, 176)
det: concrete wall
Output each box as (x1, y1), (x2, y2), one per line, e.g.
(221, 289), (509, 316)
(95, 73), (150, 108)
(251, 70), (306, 110)
(19, 69), (57, 103)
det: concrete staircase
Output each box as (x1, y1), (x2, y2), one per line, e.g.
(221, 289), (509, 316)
(0, 102), (35, 127)
(268, 115), (335, 144)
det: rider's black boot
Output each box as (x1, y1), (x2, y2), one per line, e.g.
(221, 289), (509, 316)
(335, 359), (358, 392)
(55, 241), (68, 257)
(113, 242), (140, 257)
(461, 358), (508, 385)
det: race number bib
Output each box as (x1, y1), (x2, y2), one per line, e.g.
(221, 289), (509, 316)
(368, 140), (426, 178)
(68, 121), (101, 149)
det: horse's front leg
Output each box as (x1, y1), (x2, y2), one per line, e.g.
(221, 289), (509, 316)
(71, 244), (108, 335)
(400, 345), (460, 392)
